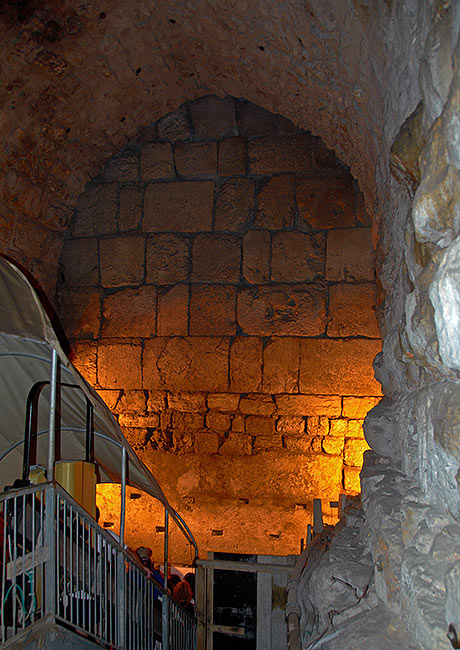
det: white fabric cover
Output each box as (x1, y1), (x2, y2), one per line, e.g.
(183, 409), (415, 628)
(0, 257), (169, 506)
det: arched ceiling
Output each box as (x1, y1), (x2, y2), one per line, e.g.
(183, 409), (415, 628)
(0, 0), (426, 293)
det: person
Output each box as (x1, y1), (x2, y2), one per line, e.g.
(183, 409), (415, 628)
(168, 573), (180, 594)
(136, 546), (153, 572)
(184, 572), (195, 598)
(172, 580), (194, 616)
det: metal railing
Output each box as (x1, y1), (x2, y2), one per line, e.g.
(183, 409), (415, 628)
(1, 482), (196, 649)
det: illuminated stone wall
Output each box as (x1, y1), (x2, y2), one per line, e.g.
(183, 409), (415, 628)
(58, 96), (381, 558)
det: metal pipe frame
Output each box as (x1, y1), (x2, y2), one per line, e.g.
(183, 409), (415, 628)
(0, 482), (196, 649)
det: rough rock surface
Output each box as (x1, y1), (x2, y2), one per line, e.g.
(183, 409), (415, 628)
(59, 97), (380, 558)
(1, 0), (460, 647)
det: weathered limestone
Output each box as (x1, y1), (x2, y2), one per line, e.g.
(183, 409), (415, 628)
(58, 99), (380, 557)
(3, 1), (460, 646)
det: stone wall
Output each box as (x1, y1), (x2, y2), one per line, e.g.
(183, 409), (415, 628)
(58, 96), (381, 557)
(4, 1), (460, 646)
(294, 5), (460, 649)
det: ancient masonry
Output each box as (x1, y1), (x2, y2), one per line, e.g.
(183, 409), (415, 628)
(58, 96), (381, 555)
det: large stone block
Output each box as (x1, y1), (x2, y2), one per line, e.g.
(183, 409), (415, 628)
(147, 391), (167, 412)
(157, 284), (189, 336)
(342, 396), (380, 419)
(299, 339), (382, 396)
(119, 185), (142, 231)
(207, 411), (232, 431)
(322, 436), (344, 455)
(61, 238), (99, 287)
(255, 176), (295, 229)
(306, 416), (330, 436)
(102, 286), (156, 337)
(246, 415), (276, 435)
(190, 284), (236, 335)
(97, 339), (142, 389)
(96, 389), (121, 412)
(328, 283), (379, 337)
(168, 391), (207, 412)
(263, 337), (300, 393)
(343, 467), (361, 493)
(73, 183), (118, 237)
(283, 435), (312, 453)
(195, 430), (220, 454)
(297, 177), (356, 229)
(172, 410), (204, 433)
(100, 235), (145, 286)
(231, 414), (245, 432)
(253, 434), (283, 451)
(237, 101), (280, 137)
(144, 181), (214, 232)
(214, 178), (254, 232)
(70, 340), (97, 385)
(347, 420), (365, 438)
(60, 288), (101, 338)
(276, 416), (305, 434)
(172, 426), (195, 452)
(117, 390), (147, 414)
(118, 413), (160, 427)
(326, 228), (374, 281)
(207, 393), (241, 412)
(242, 230), (270, 283)
(190, 95), (236, 139)
(218, 137), (246, 176)
(237, 284), (326, 336)
(276, 395), (341, 416)
(192, 233), (241, 282)
(146, 233), (189, 284)
(102, 150), (139, 183)
(271, 231), (325, 282)
(140, 142), (175, 180)
(143, 337), (229, 391)
(239, 395), (275, 416)
(157, 105), (190, 141)
(230, 337), (263, 392)
(329, 418), (348, 437)
(175, 141), (217, 176)
(248, 134), (314, 174)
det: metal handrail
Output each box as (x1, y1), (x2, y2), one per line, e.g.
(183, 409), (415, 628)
(0, 430), (199, 557)
(0, 482), (196, 649)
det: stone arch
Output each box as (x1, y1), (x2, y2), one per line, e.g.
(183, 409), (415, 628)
(0, 1), (426, 296)
(58, 95), (382, 557)
(2, 1), (460, 645)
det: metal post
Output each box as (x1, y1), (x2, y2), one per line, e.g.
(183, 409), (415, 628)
(85, 399), (94, 463)
(120, 447), (127, 546)
(118, 447), (127, 648)
(162, 508), (169, 650)
(313, 499), (324, 534)
(44, 484), (56, 619)
(47, 349), (58, 482)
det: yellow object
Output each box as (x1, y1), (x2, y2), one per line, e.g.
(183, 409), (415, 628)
(29, 465), (47, 484)
(55, 460), (97, 518)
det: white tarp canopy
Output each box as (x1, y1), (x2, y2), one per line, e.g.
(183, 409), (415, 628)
(0, 257), (196, 549)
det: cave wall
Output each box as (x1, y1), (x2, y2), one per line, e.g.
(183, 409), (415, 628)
(295, 4), (460, 649)
(58, 96), (381, 558)
(0, 0), (414, 295)
(1, 0), (460, 647)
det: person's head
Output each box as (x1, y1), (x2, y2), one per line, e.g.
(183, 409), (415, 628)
(173, 580), (193, 607)
(184, 572), (195, 595)
(168, 574), (181, 589)
(136, 546), (152, 568)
